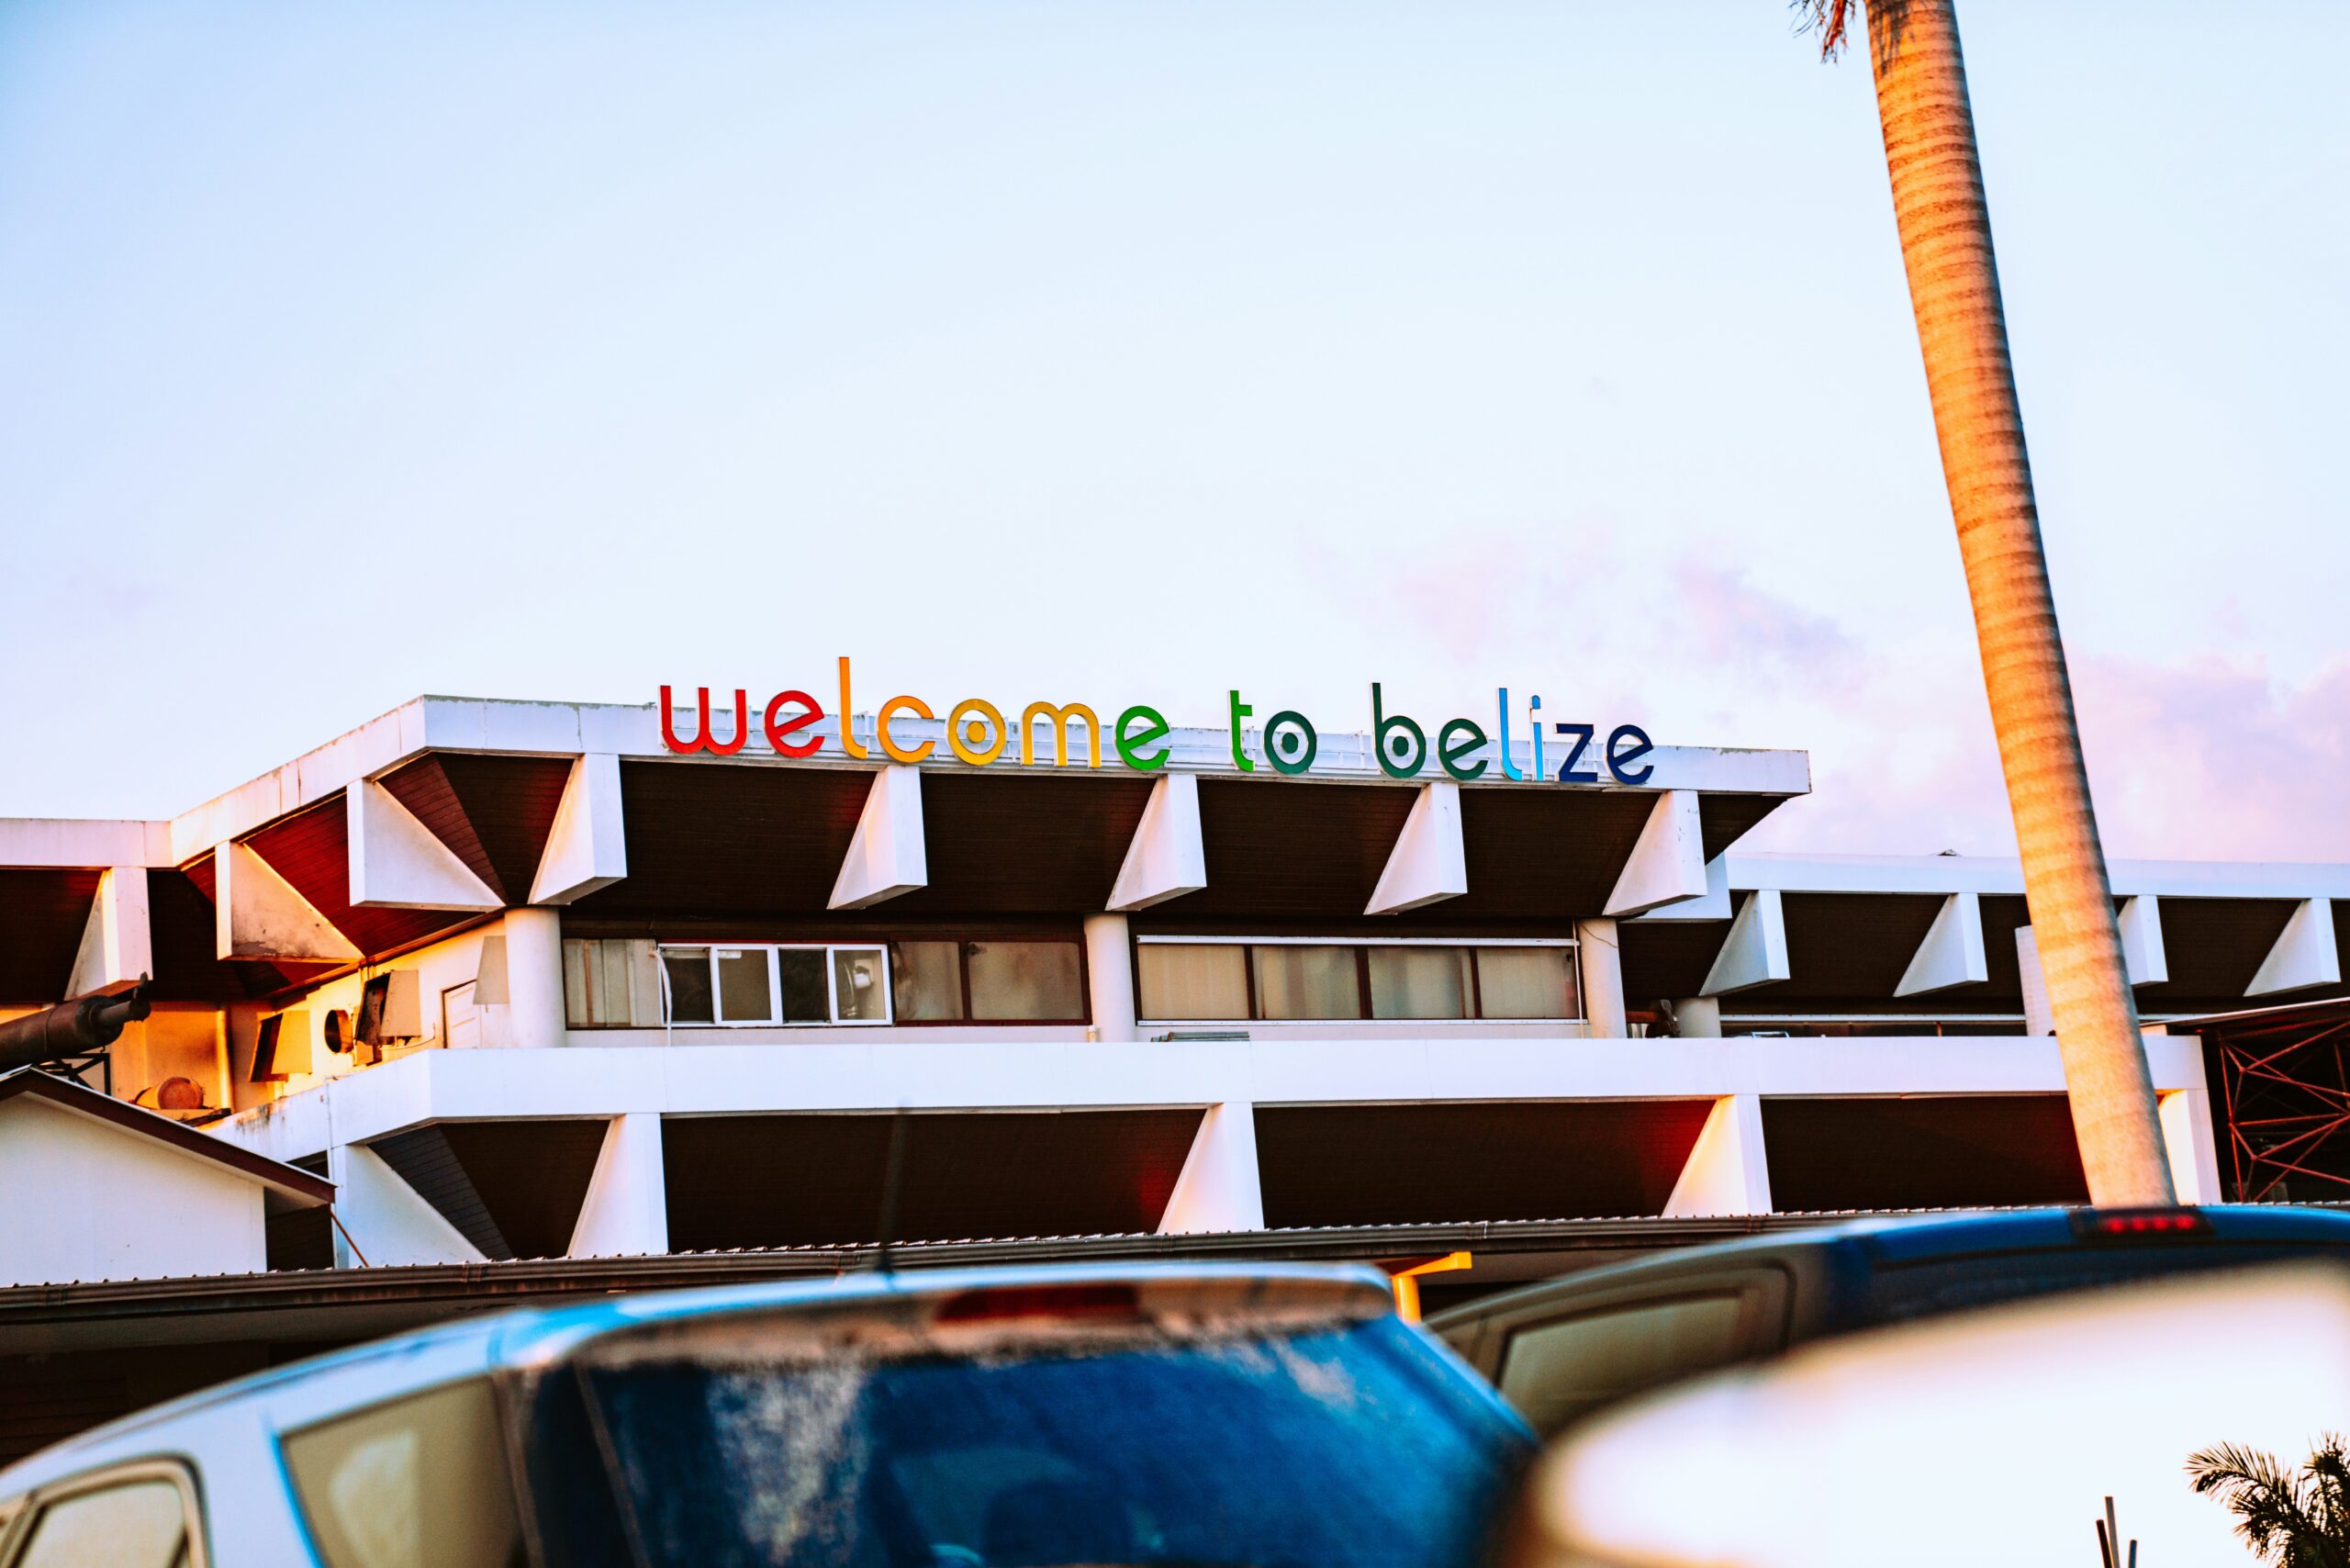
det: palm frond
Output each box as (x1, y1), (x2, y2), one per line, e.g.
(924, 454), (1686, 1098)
(2189, 1442), (2333, 1564)
(2302, 1434), (2350, 1525)
(1790, 0), (1858, 62)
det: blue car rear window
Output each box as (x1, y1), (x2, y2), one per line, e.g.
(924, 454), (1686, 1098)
(532, 1316), (1528, 1568)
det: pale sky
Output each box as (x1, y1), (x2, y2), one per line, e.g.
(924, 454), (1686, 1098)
(3, 1), (2343, 858)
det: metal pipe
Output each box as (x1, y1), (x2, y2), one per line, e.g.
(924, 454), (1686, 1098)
(0, 985), (151, 1073)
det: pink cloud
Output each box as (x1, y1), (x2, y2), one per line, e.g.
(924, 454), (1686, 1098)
(1308, 526), (2345, 863)
(2075, 652), (2350, 860)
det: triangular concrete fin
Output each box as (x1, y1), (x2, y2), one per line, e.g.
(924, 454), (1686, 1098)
(1365, 782), (1468, 915)
(530, 754), (629, 906)
(1108, 773), (1207, 913)
(1701, 889), (1790, 996)
(1604, 790), (1707, 917)
(2250, 900), (2341, 997)
(216, 841), (363, 962)
(347, 778), (502, 912)
(1894, 892), (1989, 997)
(830, 766), (928, 910)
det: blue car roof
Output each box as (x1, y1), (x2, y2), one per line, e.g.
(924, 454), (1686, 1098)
(4, 1260), (1395, 1484)
(1845, 1204), (2350, 1263)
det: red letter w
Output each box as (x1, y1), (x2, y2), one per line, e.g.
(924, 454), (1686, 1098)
(659, 687), (750, 755)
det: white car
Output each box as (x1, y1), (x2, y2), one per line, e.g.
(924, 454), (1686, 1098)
(0, 1262), (1529, 1568)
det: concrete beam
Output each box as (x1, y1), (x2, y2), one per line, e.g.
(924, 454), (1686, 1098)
(210, 1033), (2221, 1162)
(1662, 1094), (1773, 1216)
(1701, 890), (1790, 997)
(1604, 790), (1708, 918)
(567, 1114), (669, 1257)
(1107, 773), (1207, 913)
(530, 754), (629, 906)
(214, 842), (362, 963)
(2118, 895), (2169, 989)
(65, 868), (152, 998)
(2249, 899), (2341, 997)
(1365, 781), (1468, 915)
(1894, 892), (1989, 998)
(1729, 852), (2350, 902)
(0, 819), (172, 869)
(1158, 1103), (1264, 1234)
(346, 779), (501, 913)
(829, 766), (928, 911)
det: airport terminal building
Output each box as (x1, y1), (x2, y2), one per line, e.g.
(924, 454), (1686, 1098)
(2, 681), (2345, 1454)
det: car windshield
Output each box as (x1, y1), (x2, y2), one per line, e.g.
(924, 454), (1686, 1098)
(523, 1313), (1528, 1568)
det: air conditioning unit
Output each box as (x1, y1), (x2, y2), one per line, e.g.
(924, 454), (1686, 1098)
(355, 971), (422, 1046)
(249, 1010), (312, 1081)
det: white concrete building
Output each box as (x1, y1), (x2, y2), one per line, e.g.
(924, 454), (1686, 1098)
(0, 689), (2344, 1453)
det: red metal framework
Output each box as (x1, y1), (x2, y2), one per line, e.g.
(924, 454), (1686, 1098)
(2200, 1000), (2350, 1203)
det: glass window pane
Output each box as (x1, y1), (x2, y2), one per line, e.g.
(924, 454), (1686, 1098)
(283, 1379), (526, 1568)
(1368, 946), (1470, 1020)
(1497, 1295), (1745, 1436)
(777, 949), (828, 1023)
(661, 948), (713, 1025)
(890, 941), (966, 1021)
(16, 1480), (185, 1568)
(1475, 947), (1579, 1019)
(1251, 946), (1362, 1021)
(967, 942), (1083, 1021)
(564, 939), (595, 1027)
(621, 940), (663, 1024)
(715, 948), (775, 1023)
(833, 948), (889, 1022)
(1136, 945), (1249, 1020)
(599, 940), (634, 1025)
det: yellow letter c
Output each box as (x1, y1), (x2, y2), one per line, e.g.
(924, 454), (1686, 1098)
(877, 695), (936, 763)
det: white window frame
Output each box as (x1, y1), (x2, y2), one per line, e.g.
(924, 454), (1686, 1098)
(1134, 935), (1584, 1025)
(654, 943), (894, 1028)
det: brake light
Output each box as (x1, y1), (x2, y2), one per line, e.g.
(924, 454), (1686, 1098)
(934, 1282), (1144, 1325)
(2069, 1207), (2212, 1239)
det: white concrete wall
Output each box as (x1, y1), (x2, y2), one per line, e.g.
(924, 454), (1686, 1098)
(0, 1096), (265, 1284)
(229, 921), (513, 1110)
(106, 1003), (232, 1111)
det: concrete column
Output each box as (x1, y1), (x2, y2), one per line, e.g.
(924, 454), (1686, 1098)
(2158, 1088), (2226, 1204)
(1084, 914), (1138, 1043)
(2017, 926), (2054, 1036)
(1158, 1103), (1265, 1233)
(504, 907), (568, 1050)
(568, 1114), (669, 1257)
(1663, 1094), (1774, 1216)
(1673, 997), (1722, 1037)
(1577, 918), (1628, 1037)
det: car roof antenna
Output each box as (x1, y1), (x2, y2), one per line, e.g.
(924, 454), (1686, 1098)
(871, 1105), (911, 1275)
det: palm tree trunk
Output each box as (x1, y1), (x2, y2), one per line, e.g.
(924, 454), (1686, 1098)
(1861, 0), (2173, 1204)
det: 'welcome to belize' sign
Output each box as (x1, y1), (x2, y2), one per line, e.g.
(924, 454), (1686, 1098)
(660, 658), (1656, 785)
